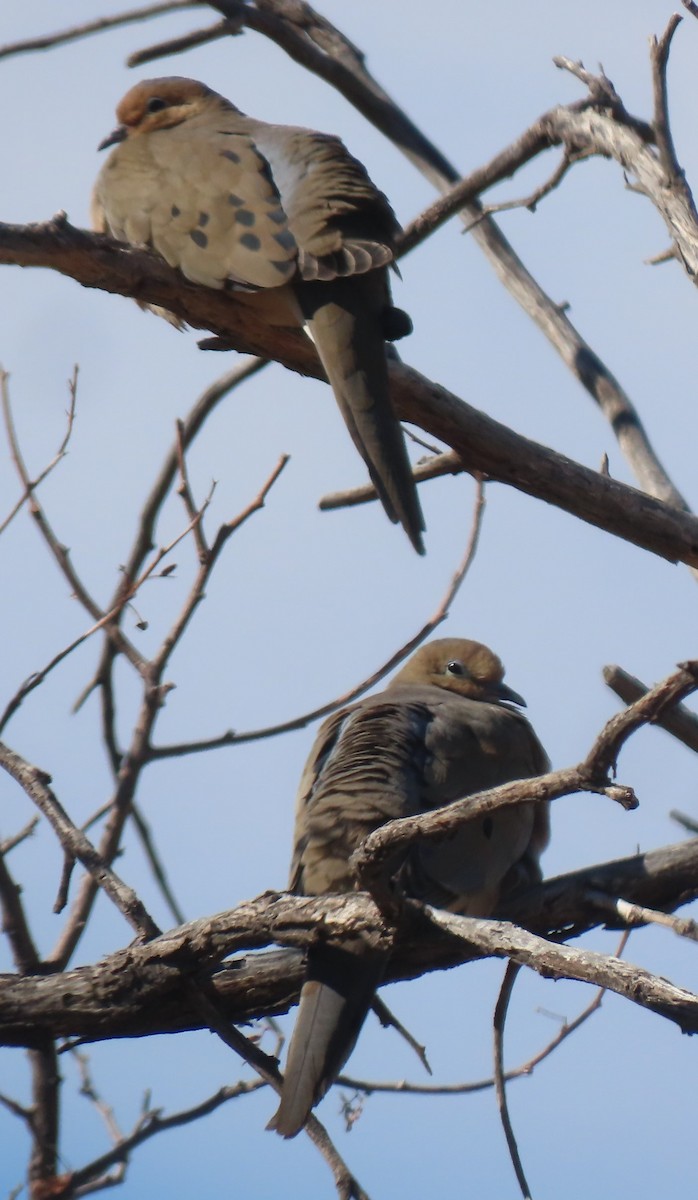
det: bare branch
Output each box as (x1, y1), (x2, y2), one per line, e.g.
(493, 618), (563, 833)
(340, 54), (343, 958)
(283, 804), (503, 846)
(494, 963), (532, 1200)
(28, 1037), (60, 1193)
(320, 449), (460, 513)
(603, 663), (698, 754)
(175, 419), (210, 560)
(147, 477), (486, 759)
(2, 839), (698, 1048)
(370, 997), (432, 1076)
(0, 367), (77, 536)
(650, 14), (685, 186)
(481, 150), (585, 217)
(179, 981), (371, 1200)
(343, 927), (622, 1100)
(214, 1), (689, 522)
(1, 361), (147, 677)
(425, 906), (698, 1033)
(70, 358), (265, 748)
(4, 217), (698, 570)
(0, 741), (160, 943)
(0, 1), (201, 61)
(0, 1092), (32, 1123)
(671, 810), (698, 836)
(0, 838), (40, 973)
(1, 817), (39, 855)
(128, 16), (239, 66)
(150, 452), (289, 680)
(67, 1077), (265, 1195)
(129, 805), (186, 927)
(585, 890), (698, 941)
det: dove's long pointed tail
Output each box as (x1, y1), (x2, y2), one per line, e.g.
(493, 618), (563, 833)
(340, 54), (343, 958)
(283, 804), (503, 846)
(299, 275), (426, 555)
(269, 945), (387, 1138)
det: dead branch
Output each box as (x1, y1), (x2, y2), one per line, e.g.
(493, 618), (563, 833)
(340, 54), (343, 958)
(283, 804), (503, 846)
(0, 1), (201, 60)
(603, 664), (698, 754)
(147, 477), (486, 759)
(1, 839), (697, 1049)
(2, 219), (698, 569)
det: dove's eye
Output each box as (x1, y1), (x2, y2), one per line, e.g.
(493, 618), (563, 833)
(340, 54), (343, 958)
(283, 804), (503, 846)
(146, 97), (168, 114)
(446, 660), (466, 677)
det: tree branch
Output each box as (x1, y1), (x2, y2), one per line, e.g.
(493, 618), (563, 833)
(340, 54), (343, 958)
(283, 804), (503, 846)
(2, 839), (698, 1048)
(3, 219), (698, 568)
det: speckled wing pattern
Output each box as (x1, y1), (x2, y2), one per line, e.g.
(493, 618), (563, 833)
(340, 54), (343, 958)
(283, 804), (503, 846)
(94, 91), (425, 551)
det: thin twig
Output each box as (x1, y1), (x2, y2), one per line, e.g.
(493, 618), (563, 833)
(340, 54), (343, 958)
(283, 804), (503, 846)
(0, 366), (77, 535)
(0, 741), (160, 943)
(128, 15), (240, 66)
(0, 1), (201, 60)
(603, 663), (698, 754)
(48, 449), (287, 969)
(184, 982), (371, 1200)
(319, 449), (462, 513)
(650, 15), (685, 186)
(67, 1078), (266, 1194)
(73, 1049), (125, 1145)
(130, 804), (186, 926)
(1, 817), (39, 854)
(1, 367), (147, 677)
(482, 150), (586, 217)
(671, 809), (698, 836)
(0, 494), (215, 737)
(340, 958), (615, 1097)
(494, 962), (532, 1200)
(0, 837), (40, 972)
(71, 358), (265, 737)
(0, 1092), (32, 1122)
(148, 478), (486, 759)
(175, 419), (209, 560)
(585, 889), (698, 941)
(149, 453), (289, 680)
(371, 996), (432, 1075)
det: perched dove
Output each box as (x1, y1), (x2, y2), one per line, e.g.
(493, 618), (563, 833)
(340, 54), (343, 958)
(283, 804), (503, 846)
(269, 637), (550, 1137)
(93, 77), (425, 553)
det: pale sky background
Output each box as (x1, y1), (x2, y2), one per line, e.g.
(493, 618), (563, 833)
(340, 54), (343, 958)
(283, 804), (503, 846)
(1, 2), (698, 1197)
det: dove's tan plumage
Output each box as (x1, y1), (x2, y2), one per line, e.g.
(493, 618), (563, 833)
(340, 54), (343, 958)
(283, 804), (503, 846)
(270, 638), (550, 1137)
(93, 77), (425, 552)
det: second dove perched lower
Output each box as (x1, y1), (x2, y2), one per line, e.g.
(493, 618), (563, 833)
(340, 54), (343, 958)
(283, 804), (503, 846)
(269, 637), (550, 1138)
(93, 76), (425, 553)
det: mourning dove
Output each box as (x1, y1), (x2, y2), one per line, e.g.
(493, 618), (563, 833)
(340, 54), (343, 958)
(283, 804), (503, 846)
(93, 77), (425, 553)
(269, 637), (550, 1137)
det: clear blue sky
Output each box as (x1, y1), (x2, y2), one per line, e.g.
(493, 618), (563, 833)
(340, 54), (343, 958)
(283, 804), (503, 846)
(1, 2), (697, 1197)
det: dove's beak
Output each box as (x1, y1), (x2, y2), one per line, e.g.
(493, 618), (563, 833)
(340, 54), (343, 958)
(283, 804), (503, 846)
(98, 125), (127, 151)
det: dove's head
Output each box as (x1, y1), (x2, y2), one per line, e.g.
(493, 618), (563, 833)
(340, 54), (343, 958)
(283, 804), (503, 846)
(389, 638), (526, 707)
(99, 77), (228, 150)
